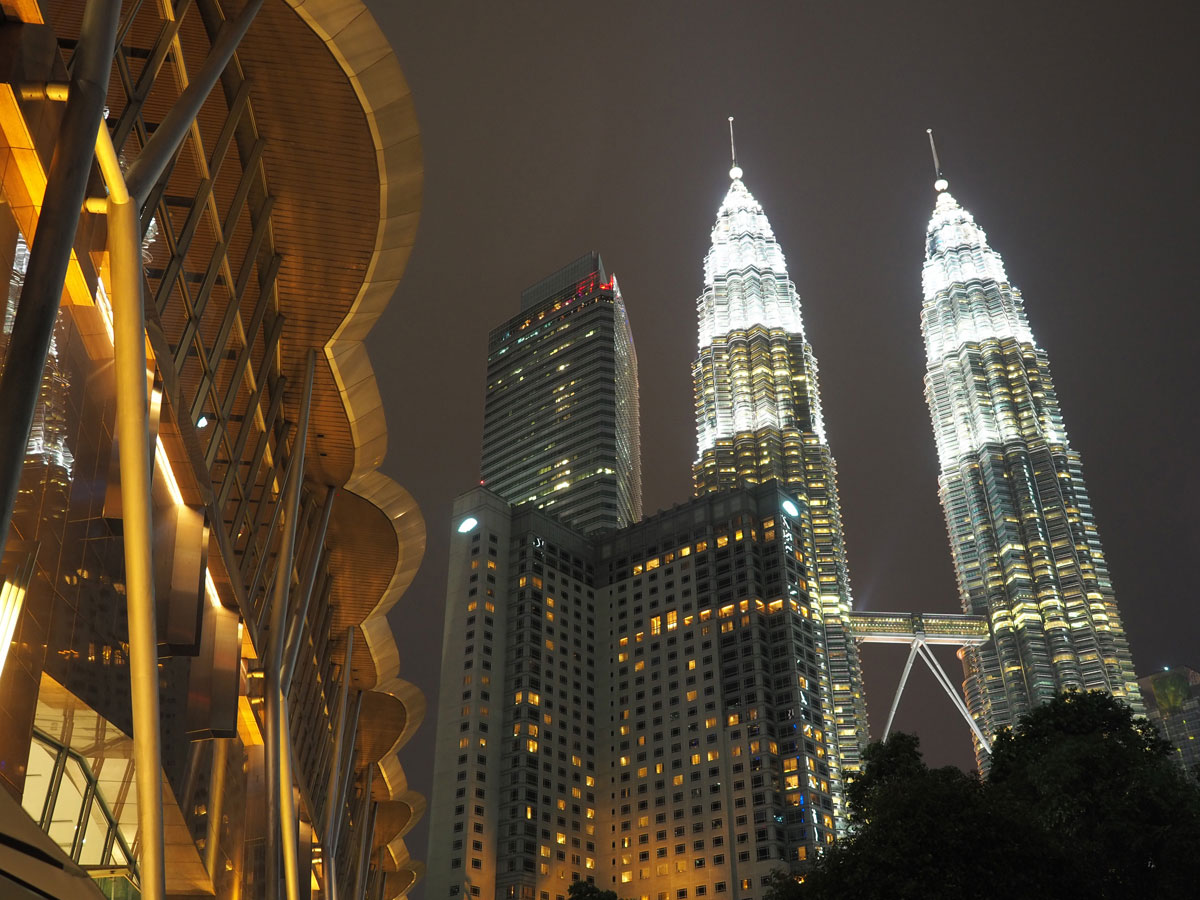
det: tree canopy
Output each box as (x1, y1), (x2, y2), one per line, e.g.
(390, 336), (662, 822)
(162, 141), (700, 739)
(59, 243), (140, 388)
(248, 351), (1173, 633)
(567, 880), (622, 900)
(767, 691), (1200, 900)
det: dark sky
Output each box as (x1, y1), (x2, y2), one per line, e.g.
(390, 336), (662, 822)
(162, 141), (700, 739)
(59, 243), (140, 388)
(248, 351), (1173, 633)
(362, 1), (1200, 888)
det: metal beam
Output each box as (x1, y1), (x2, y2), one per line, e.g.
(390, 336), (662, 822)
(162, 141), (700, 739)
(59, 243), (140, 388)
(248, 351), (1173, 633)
(353, 768), (376, 900)
(915, 642), (992, 754)
(282, 486), (336, 696)
(0, 0), (121, 559)
(881, 640), (921, 742)
(103, 123), (168, 900)
(124, 0), (265, 208)
(263, 349), (316, 900)
(323, 627), (354, 900)
(204, 738), (229, 880)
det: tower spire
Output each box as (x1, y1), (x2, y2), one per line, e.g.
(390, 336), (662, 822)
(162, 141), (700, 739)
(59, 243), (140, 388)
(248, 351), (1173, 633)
(728, 116), (743, 180)
(927, 128), (949, 192)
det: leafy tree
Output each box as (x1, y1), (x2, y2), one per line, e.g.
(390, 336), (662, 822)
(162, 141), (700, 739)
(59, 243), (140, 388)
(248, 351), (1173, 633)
(567, 880), (621, 900)
(766, 692), (1200, 900)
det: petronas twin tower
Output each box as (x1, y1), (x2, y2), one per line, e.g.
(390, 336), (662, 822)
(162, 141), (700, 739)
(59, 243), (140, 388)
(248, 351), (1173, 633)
(690, 144), (1139, 767)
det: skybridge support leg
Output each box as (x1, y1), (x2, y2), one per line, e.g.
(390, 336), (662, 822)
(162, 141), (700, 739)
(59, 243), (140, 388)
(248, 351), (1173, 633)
(882, 640), (921, 742)
(916, 643), (991, 754)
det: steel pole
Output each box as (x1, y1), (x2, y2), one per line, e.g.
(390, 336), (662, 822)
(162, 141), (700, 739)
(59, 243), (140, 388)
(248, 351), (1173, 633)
(917, 643), (992, 753)
(281, 486), (336, 695)
(123, 0), (265, 207)
(322, 626), (354, 900)
(0, 0), (120, 558)
(352, 767), (375, 900)
(264, 349), (316, 900)
(204, 738), (230, 881)
(279, 702), (302, 900)
(336, 691), (365, 859)
(109, 149), (168, 900)
(881, 640), (921, 742)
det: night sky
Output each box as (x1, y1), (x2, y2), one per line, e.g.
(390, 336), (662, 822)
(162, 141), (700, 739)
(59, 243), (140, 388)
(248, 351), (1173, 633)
(361, 2), (1199, 888)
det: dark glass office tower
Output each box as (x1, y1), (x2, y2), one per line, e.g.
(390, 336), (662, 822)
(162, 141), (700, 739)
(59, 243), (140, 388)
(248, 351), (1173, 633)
(482, 253), (641, 535)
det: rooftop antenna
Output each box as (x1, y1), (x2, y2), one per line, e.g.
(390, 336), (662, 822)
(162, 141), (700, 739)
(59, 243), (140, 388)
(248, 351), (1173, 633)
(728, 117), (743, 180)
(927, 128), (949, 192)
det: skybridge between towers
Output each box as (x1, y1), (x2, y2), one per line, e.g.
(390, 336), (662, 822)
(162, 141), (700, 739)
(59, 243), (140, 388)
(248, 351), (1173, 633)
(849, 611), (994, 754)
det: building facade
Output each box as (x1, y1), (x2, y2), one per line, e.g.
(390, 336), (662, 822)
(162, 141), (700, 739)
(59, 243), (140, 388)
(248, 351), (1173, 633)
(920, 175), (1141, 765)
(690, 163), (867, 808)
(0, 1), (426, 898)
(483, 253), (641, 535)
(1139, 666), (1200, 773)
(427, 483), (840, 900)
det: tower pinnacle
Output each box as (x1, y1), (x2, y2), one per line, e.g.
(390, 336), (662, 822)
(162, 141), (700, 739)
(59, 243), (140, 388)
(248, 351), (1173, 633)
(728, 116), (742, 180)
(927, 128), (949, 192)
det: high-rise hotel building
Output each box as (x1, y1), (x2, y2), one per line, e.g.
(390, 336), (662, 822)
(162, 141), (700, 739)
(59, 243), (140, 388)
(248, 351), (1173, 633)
(691, 163), (868, 799)
(482, 253), (641, 535)
(921, 174), (1141, 765)
(427, 484), (841, 900)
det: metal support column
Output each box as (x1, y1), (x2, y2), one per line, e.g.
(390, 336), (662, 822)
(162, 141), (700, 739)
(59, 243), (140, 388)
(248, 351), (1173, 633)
(0, 0), (120, 557)
(264, 350), (316, 900)
(103, 123), (168, 900)
(881, 640), (921, 742)
(322, 626), (354, 900)
(352, 767), (375, 900)
(281, 485), (336, 695)
(123, 0), (265, 207)
(204, 738), (230, 881)
(916, 643), (992, 753)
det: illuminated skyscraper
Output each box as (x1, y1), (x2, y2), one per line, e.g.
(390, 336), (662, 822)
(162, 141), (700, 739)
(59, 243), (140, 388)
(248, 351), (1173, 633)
(921, 171), (1141, 764)
(691, 158), (868, 801)
(482, 253), (641, 535)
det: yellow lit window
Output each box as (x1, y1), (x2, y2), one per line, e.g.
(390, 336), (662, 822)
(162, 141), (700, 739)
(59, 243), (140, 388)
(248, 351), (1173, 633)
(666, 611), (677, 631)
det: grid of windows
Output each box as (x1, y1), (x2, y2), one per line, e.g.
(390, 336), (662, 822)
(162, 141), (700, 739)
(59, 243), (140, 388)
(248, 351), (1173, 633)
(428, 484), (843, 900)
